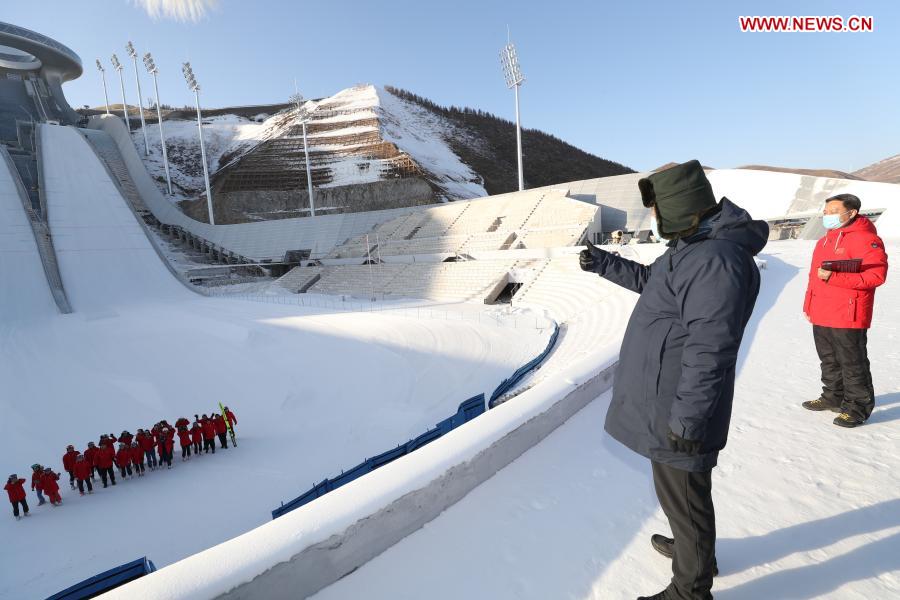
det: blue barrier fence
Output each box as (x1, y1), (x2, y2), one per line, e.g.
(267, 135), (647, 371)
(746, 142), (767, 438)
(489, 322), (560, 408)
(272, 394), (486, 519)
(47, 557), (156, 600)
(271, 320), (562, 520)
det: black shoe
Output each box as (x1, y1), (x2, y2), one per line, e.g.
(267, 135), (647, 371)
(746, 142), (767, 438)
(651, 534), (674, 558)
(833, 412), (865, 428)
(802, 398), (842, 413)
(650, 534), (719, 577)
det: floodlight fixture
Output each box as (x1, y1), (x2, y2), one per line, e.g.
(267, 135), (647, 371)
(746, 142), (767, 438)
(126, 42), (150, 155)
(499, 40), (526, 191)
(291, 82), (315, 217)
(142, 51), (172, 195)
(110, 53), (131, 130)
(182, 62), (214, 224)
(96, 59), (110, 115)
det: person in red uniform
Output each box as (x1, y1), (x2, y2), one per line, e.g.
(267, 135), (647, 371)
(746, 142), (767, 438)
(73, 455), (93, 495)
(62, 444), (79, 489)
(30, 464), (46, 506)
(118, 430), (134, 446)
(130, 441), (145, 477)
(802, 194), (889, 427)
(83, 441), (99, 481)
(5, 474), (28, 519)
(158, 427), (175, 468)
(213, 413), (229, 449)
(41, 468), (62, 506)
(224, 407), (237, 431)
(115, 443), (133, 479)
(190, 420), (203, 456)
(201, 415), (216, 454)
(177, 426), (193, 461)
(137, 429), (158, 470)
(95, 441), (116, 487)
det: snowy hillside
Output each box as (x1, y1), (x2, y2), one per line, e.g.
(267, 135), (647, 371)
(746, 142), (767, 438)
(854, 153), (900, 184)
(132, 85), (487, 203)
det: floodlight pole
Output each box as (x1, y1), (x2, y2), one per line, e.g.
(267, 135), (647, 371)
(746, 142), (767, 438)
(111, 54), (131, 131)
(500, 40), (526, 191)
(96, 60), (110, 115)
(126, 42), (150, 155)
(183, 62), (215, 225)
(291, 88), (316, 217)
(144, 52), (172, 195)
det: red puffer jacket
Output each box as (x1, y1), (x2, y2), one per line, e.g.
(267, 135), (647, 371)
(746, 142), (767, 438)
(5, 479), (26, 502)
(130, 445), (144, 464)
(41, 472), (60, 494)
(191, 425), (202, 443)
(214, 416), (227, 435)
(202, 420), (215, 440)
(178, 429), (192, 447)
(115, 448), (131, 468)
(84, 446), (99, 466)
(73, 460), (92, 480)
(31, 471), (43, 492)
(62, 450), (79, 472)
(95, 446), (115, 470)
(804, 216), (889, 329)
(138, 433), (154, 452)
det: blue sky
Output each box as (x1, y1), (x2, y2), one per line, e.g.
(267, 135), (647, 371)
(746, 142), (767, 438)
(7, 1), (898, 172)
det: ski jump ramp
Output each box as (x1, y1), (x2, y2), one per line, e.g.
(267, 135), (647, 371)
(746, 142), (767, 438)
(0, 146), (57, 324)
(40, 124), (192, 312)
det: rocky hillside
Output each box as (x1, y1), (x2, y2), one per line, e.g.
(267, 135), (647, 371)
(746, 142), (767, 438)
(853, 154), (900, 184)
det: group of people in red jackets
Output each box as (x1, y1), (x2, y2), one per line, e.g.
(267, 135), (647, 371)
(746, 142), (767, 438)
(5, 408), (237, 520)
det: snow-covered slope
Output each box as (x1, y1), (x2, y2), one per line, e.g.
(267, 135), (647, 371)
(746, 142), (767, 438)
(854, 153), (900, 184)
(312, 240), (900, 600)
(134, 85), (486, 203)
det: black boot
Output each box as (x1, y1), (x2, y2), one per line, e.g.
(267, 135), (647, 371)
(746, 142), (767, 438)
(650, 534), (719, 577)
(802, 398), (842, 412)
(834, 412), (865, 428)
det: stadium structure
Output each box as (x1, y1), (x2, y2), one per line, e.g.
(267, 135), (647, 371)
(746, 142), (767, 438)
(1, 21), (898, 600)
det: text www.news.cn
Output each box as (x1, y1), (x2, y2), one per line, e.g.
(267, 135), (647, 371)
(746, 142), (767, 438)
(739, 15), (874, 32)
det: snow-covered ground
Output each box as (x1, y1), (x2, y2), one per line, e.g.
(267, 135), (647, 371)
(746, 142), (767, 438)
(0, 126), (547, 600)
(132, 84), (487, 203)
(312, 240), (900, 600)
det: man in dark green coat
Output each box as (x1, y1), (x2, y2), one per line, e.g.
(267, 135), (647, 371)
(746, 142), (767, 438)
(580, 160), (768, 600)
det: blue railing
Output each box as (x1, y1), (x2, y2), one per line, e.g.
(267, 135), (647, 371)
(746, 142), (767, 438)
(47, 557), (156, 599)
(272, 394), (486, 519)
(489, 323), (560, 408)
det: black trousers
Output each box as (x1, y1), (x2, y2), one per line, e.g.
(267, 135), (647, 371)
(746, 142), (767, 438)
(10, 499), (28, 517)
(77, 478), (93, 493)
(193, 441), (202, 454)
(813, 325), (875, 420)
(182, 445), (191, 458)
(652, 461), (715, 600)
(204, 438), (215, 454)
(217, 432), (228, 449)
(98, 467), (115, 486)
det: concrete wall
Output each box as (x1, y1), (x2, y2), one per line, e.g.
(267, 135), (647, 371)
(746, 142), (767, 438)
(184, 178), (436, 224)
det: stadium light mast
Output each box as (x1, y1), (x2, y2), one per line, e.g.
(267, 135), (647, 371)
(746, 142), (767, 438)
(110, 54), (131, 131)
(95, 60), (110, 115)
(290, 85), (316, 217)
(126, 42), (150, 156)
(500, 35), (526, 191)
(143, 52), (172, 195)
(182, 62), (215, 225)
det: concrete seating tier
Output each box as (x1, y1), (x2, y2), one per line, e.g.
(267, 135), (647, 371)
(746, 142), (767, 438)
(309, 264), (407, 297)
(516, 227), (585, 249)
(275, 266), (324, 293)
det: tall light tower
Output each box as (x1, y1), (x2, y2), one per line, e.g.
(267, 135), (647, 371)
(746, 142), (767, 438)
(500, 38), (526, 191)
(182, 62), (215, 225)
(95, 60), (110, 115)
(110, 54), (131, 131)
(143, 52), (172, 195)
(290, 87), (315, 217)
(126, 41), (150, 156)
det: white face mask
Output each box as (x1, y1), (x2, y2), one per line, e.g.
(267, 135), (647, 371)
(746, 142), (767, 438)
(823, 210), (849, 230)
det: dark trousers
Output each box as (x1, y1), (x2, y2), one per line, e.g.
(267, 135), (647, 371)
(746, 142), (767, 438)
(193, 441), (202, 454)
(98, 467), (115, 487)
(652, 461), (715, 600)
(133, 460), (145, 474)
(204, 438), (215, 454)
(118, 464), (132, 478)
(181, 445), (191, 459)
(77, 478), (93, 493)
(217, 432), (228, 449)
(160, 448), (172, 467)
(67, 470), (75, 486)
(145, 448), (158, 468)
(10, 499), (28, 517)
(813, 325), (875, 420)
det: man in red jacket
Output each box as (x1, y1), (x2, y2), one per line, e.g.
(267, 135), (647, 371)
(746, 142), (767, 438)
(5, 474), (28, 519)
(190, 420), (203, 456)
(802, 194), (889, 427)
(201, 415), (216, 454)
(115, 443), (133, 479)
(213, 414), (229, 449)
(62, 444), (79, 489)
(73, 455), (93, 495)
(96, 442), (117, 487)
(130, 441), (146, 477)
(41, 468), (62, 506)
(84, 441), (99, 481)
